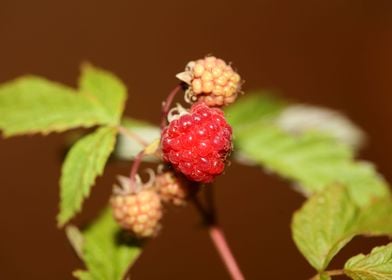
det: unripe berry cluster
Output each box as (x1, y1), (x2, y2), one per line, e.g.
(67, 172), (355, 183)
(111, 189), (162, 238)
(155, 171), (195, 206)
(178, 56), (242, 107)
(111, 169), (198, 237)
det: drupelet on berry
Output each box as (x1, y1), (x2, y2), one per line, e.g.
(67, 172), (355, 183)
(161, 103), (233, 183)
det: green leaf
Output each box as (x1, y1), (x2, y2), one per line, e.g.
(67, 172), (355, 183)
(292, 185), (392, 272)
(318, 273), (332, 280)
(292, 185), (359, 271)
(236, 123), (388, 205)
(73, 271), (94, 280)
(355, 199), (392, 235)
(115, 117), (160, 162)
(66, 225), (85, 259)
(72, 208), (141, 280)
(0, 76), (114, 136)
(227, 94), (389, 205)
(58, 127), (117, 226)
(79, 64), (127, 124)
(345, 243), (392, 280)
(275, 104), (365, 150)
(225, 91), (285, 128)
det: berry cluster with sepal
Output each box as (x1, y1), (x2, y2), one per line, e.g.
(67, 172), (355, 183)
(111, 189), (162, 238)
(161, 103), (233, 183)
(177, 56), (242, 107)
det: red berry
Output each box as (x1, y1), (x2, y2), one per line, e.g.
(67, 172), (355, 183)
(161, 103), (233, 183)
(111, 189), (162, 238)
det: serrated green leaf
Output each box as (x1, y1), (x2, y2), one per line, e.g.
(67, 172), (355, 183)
(345, 243), (392, 280)
(236, 123), (388, 205)
(226, 95), (389, 205)
(79, 64), (127, 124)
(115, 117), (160, 162)
(58, 127), (117, 226)
(228, 94), (389, 206)
(0, 76), (114, 136)
(292, 185), (359, 271)
(73, 208), (141, 280)
(292, 185), (392, 272)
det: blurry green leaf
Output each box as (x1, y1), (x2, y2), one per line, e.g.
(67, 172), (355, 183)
(0, 76), (113, 136)
(79, 64), (127, 124)
(66, 225), (85, 259)
(73, 208), (141, 280)
(115, 117), (160, 162)
(73, 271), (94, 280)
(355, 199), (392, 235)
(318, 273), (332, 280)
(225, 91), (285, 128)
(58, 127), (116, 226)
(345, 243), (392, 280)
(236, 123), (388, 205)
(292, 185), (392, 272)
(228, 94), (389, 205)
(275, 104), (365, 150)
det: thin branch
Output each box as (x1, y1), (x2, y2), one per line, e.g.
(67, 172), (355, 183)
(209, 226), (245, 280)
(204, 184), (217, 223)
(117, 125), (149, 147)
(309, 269), (344, 280)
(160, 84), (182, 129)
(191, 195), (244, 280)
(129, 151), (145, 192)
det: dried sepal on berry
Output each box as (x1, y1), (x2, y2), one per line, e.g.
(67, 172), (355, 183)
(176, 56), (242, 107)
(110, 174), (163, 238)
(161, 103), (233, 183)
(155, 167), (198, 206)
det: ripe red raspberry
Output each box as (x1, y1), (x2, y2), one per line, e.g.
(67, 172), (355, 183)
(161, 103), (233, 183)
(111, 188), (162, 238)
(176, 56), (242, 107)
(155, 170), (198, 206)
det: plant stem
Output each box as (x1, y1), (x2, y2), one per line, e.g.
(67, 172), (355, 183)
(309, 269), (344, 280)
(192, 196), (245, 280)
(129, 151), (145, 192)
(209, 226), (245, 280)
(117, 125), (149, 147)
(160, 84), (182, 129)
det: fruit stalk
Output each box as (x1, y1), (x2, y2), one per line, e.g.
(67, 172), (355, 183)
(209, 226), (245, 280)
(192, 197), (244, 280)
(129, 150), (145, 192)
(161, 84), (182, 129)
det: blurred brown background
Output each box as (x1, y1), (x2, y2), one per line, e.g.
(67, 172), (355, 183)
(1, 0), (392, 279)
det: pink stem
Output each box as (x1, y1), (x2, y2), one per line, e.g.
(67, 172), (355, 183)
(160, 84), (182, 129)
(129, 151), (144, 192)
(117, 126), (149, 147)
(209, 226), (245, 280)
